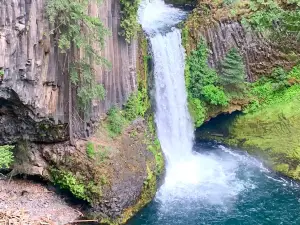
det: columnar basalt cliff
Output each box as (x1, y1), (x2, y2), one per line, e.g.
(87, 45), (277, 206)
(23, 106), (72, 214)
(0, 0), (137, 143)
(186, 2), (300, 182)
(185, 17), (299, 82)
(183, 6), (300, 124)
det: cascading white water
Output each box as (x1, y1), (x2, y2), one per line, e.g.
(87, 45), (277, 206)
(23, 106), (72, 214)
(138, 0), (193, 164)
(138, 0), (248, 207)
(150, 29), (194, 162)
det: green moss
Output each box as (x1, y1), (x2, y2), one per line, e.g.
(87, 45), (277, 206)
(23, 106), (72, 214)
(217, 84), (300, 180)
(50, 168), (105, 205)
(86, 141), (96, 159)
(147, 138), (164, 175)
(187, 97), (206, 127)
(116, 163), (157, 224)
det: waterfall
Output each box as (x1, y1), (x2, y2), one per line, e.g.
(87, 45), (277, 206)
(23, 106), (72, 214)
(138, 0), (193, 163)
(138, 0), (247, 207)
(150, 30), (194, 163)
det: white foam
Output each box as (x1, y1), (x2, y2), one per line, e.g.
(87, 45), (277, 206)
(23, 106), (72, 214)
(138, 0), (253, 211)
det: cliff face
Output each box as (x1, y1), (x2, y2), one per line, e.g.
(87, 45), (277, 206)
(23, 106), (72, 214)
(0, 0), (137, 143)
(185, 19), (299, 82)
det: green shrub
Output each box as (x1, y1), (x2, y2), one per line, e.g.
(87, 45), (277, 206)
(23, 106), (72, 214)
(0, 145), (14, 169)
(187, 97), (206, 127)
(86, 141), (95, 159)
(120, 0), (140, 42)
(124, 88), (148, 121)
(0, 70), (4, 77)
(244, 64), (300, 113)
(187, 40), (219, 99)
(243, 0), (300, 41)
(201, 85), (229, 106)
(288, 64), (300, 79)
(51, 169), (87, 201)
(107, 106), (126, 136)
(185, 40), (229, 126)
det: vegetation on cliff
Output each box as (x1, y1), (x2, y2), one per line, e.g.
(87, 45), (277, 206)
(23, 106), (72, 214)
(46, 0), (108, 111)
(46, 33), (163, 224)
(0, 145), (14, 169)
(198, 65), (300, 180)
(184, 39), (247, 127)
(183, 0), (300, 181)
(243, 0), (300, 42)
(120, 0), (141, 42)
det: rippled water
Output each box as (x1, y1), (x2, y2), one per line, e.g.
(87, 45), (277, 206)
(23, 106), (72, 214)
(127, 142), (300, 225)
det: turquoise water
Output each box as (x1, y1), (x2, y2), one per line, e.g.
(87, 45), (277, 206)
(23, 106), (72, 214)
(127, 142), (300, 225)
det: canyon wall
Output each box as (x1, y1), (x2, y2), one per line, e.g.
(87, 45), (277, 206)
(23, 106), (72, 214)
(186, 19), (298, 82)
(0, 0), (137, 143)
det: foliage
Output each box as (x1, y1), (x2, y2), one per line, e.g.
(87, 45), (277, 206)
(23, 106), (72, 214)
(86, 141), (95, 159)
(0, 145), (14, 169)
(124, 88), (149, 121)
(186, 40), (229, 104)
(185, 40), (230, 126)
(51, 169), (88, 201)
(201, 84), (229, 106)
(120, 0), (140, 42)
(220, 48), (246, 96)
(243, 0), (300, 41)
(46, 0), (108, 110)
(244, 65), (300, 113)
(187, 97), (206, 127)
(147, 139), (164, 175)
(106, 106), (127, 136)
(0, 70), (4, 77)
(288, 64), (300, 79)
(220, 84), (300, 180)
(51, 168), (104, 203)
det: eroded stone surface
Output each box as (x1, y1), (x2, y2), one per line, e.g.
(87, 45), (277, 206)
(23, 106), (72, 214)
(0, 0), (137, 142)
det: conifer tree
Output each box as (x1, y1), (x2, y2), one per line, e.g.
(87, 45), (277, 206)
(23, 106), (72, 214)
(220, 48), (246, 95)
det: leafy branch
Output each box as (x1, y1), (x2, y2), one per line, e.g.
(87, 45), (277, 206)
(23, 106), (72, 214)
(46, 0), (110, 110)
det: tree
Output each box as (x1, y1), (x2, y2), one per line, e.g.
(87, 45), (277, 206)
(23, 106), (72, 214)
(46, 0), (109, 141)
(220, 48), (246, 96)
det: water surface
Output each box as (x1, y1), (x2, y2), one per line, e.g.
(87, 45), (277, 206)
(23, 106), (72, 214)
(127, 142), (300, 225)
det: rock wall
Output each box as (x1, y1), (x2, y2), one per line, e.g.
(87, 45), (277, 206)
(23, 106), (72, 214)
(0, 0), (137, 143)
(186, 19), (299, 82)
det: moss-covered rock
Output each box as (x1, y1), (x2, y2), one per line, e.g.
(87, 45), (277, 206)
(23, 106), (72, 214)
(197, 85), (300, 180)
